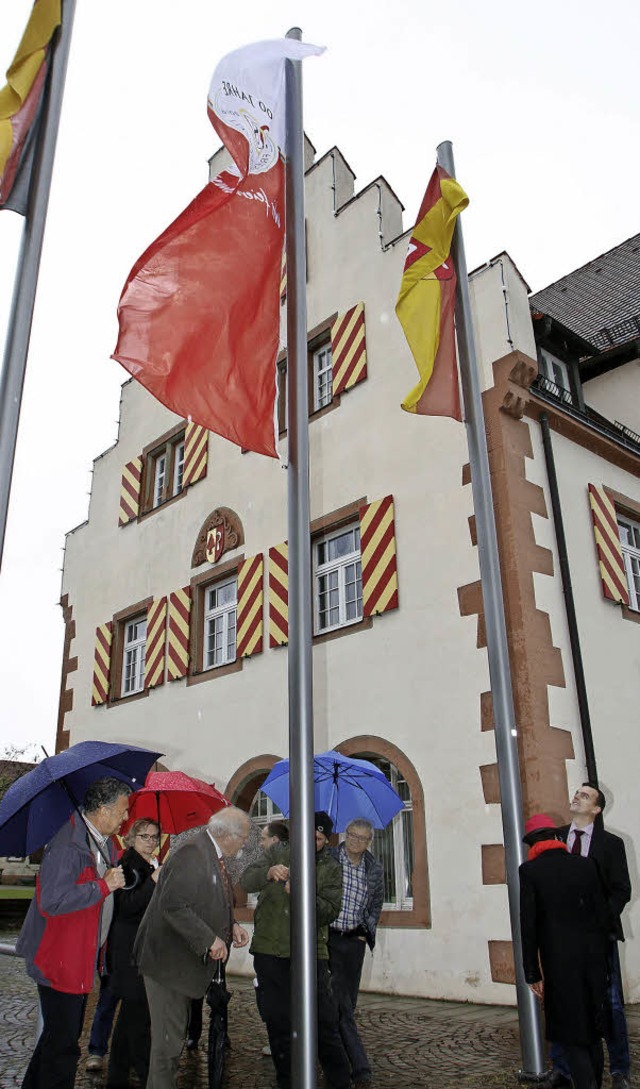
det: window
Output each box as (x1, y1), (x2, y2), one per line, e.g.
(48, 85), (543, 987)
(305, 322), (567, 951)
(122, 615), (146, 696)
(618, 515), (640, 610)
(350, 754), (414, 910)
(203, 577), (237, 669)
(144, 427), (186, 511)
(538, 348), (571, 394)
(312, 344), (333, 411)
(314, 524), (362, 634)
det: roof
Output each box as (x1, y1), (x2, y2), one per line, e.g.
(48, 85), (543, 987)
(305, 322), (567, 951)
(530, 234), (640, 351)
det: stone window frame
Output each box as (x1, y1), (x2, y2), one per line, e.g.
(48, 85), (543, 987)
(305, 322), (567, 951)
(187, 556), (244, 686)
(277, 313), (341, 436)
(224, 737), (429, 930)
(108, 596), (153, 707)
(139, 422), (187, 519)
(605, 486), (640, 623)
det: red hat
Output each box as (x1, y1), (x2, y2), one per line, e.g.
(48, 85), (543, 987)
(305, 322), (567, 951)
(523, 813), (557, 845)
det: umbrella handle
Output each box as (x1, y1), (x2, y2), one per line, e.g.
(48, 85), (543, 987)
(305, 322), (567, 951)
(122, 871), (140, 892)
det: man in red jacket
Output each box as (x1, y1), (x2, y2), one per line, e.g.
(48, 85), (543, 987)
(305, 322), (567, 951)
(16, 777), (131, 1089)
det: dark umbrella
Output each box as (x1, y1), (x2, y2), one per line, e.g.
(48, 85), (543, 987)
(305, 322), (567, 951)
(206, 960), (232, 1089)
(0, 740), (162, 858)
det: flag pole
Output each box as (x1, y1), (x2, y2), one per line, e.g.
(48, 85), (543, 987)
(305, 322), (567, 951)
(436, 140), (545, 1080)
(285, 27), (318, 1089)
(0, 0), (77, 570)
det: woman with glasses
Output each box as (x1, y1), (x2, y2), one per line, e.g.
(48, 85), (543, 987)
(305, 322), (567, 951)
(106, 819), (161, 1089)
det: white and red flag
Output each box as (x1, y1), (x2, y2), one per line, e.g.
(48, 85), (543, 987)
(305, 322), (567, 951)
(112, 39), (323, 457)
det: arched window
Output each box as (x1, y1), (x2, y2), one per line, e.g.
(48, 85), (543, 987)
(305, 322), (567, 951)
(349, 752), (413, 910)
(249, 787), (283, 828)
(336, 737), (429, 928)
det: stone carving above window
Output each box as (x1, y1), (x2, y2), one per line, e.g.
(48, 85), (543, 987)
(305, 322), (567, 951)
(192, 508), (244, 568)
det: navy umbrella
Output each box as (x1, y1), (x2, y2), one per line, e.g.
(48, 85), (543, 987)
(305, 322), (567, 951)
(260, 750), (404, 832)
(0, 740), (163, 857)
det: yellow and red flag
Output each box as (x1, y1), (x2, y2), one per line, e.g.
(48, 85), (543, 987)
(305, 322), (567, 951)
(113, 39), (323, 459)
(0, 0), (61, 211)
(396, 165), (468, 421)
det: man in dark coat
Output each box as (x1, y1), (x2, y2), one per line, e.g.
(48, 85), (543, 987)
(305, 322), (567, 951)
(549, 783), (632, 1089)
(134, 806), (250, 1088)
(519, 813), (611, 1089)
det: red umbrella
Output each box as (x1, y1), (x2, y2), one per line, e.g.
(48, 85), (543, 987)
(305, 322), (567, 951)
(121, 771), (230, 836)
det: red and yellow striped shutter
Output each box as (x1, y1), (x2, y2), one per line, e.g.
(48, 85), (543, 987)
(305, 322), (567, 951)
(183, 422), (208, 487)
(269, 543), (289, 647)
(359, 495), (399, 617)
(331, 302), (367, 397)
(588, 484), (629, 605)
(91, 622), (113, 706)
(119, 457), (142, 526)
(144, 597), (167, 689)
(280, 254), (287, 301)
(236, 555), (264, 658)
(167, 587), (191, 681)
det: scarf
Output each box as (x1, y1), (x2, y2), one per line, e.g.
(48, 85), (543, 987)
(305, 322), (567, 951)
(528, 839), (567, 861)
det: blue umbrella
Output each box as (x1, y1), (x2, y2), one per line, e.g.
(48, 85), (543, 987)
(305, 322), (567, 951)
(0, 740), (163, 857)
(260, 750), (404, 832)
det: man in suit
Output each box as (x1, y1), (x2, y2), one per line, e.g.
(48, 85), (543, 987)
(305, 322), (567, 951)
(134, 806), (250, 1089)
(520, 813), (611, 1089)
(548, 783), (632, 1089)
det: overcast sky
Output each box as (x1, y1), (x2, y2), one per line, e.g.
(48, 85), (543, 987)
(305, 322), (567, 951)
(0, 0), (638, 760)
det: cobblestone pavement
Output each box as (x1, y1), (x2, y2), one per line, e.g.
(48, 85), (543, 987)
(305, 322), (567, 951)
(2, 929), (640, 1088)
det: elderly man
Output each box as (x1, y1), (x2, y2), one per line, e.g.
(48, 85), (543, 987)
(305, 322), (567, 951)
(17, 776), (131, 1089)
(329, 818), (384, 1089)
(134, 806), (250, 1089)
(241, 811), (351, 1089)
(549, 783), (632, 1089)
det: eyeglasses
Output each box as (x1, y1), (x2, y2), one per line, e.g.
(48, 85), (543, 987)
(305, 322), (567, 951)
(346, 831), (371, 843)
(136, 833), (160, 842)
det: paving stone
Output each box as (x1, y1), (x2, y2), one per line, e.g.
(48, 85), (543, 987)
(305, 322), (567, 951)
(2, 938), (640, 1088)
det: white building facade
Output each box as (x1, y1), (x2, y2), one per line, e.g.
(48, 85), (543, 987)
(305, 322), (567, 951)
(58, 141), (640, 1004)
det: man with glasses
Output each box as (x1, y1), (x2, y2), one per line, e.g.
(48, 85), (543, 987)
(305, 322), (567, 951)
(329, 818), (384, 1089)
(547, 783), (632, 1089)
(17, 777), (130, 1089)
(134, 806), (250, 1088)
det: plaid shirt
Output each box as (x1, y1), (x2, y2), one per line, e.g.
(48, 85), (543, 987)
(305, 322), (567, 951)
(333, 842), (368, 932)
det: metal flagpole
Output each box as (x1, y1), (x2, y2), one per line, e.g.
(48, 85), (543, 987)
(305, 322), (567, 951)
(436, 140), (545, 1080)
(285, 27), (318, 1089)
(0, 0), (77, 569)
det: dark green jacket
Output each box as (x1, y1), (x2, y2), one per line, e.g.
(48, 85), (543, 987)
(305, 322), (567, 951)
(240, 843), (342, 960)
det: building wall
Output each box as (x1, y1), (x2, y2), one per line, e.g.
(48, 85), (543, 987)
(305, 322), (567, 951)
(584, 358), (640, 433)
(59, 143), (640, 1003)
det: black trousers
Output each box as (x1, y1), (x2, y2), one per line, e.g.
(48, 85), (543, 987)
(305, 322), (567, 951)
(565, 1040), (604, 1089)
(106, 995), (151, 1088)
(253, 953), (351, 1089)
(22, 985), (87, 1089)
(328, 931), (370, 1079)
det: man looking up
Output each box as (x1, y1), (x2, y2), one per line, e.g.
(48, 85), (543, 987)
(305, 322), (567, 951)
(548, 783), (632, 1089)
(17, 777), (131, 1089)
(329, 818), (384, 1089)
